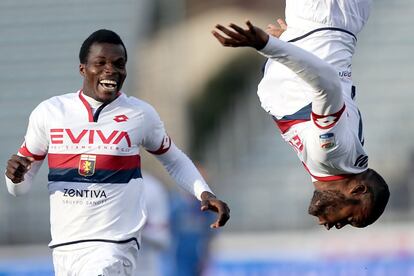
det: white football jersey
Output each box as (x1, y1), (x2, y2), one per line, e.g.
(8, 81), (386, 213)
(279, 105), (368, 182)
(258, 0), (372, 119)
(257, 0), (371, 181)
(16, 91), (175, 248)
(285, 0), (372, 36)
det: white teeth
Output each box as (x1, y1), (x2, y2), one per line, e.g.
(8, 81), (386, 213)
(100, 80), (117, 85)
(99, 80), (118, 90)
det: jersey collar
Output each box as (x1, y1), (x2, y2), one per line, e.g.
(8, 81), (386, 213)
(78, 90), (122, 123)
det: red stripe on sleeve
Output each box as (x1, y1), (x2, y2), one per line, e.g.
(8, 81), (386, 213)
(19, 144), (47, 161)
(311, 104), (346, 129)
(274, 119), (308, 134)
(147, 136), (171, 155)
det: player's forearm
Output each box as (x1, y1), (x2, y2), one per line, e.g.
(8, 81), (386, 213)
(5, 176), (32, 196)
(259, 36), (342, 106)
(155, 143), (214, 200)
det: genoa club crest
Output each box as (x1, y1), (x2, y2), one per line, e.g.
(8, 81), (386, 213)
(78, 154), (96, 176)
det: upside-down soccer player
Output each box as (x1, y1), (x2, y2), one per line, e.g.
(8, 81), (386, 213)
(5, 29), (230, 275)
(212, 0), (389, 230)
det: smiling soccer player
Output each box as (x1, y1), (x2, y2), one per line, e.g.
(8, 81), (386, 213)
(5, 29), (230, 275)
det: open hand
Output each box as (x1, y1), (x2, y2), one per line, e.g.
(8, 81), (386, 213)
(200, 191), (230, 228)
(212, 20), (269, 50)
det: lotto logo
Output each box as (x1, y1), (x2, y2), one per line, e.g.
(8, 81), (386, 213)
(314, 116), (338, 128)
(312, 105), (345, 129)
(114, 115), (128, 122)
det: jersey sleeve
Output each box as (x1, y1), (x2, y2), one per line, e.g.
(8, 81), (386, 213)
(153, 143), (213, 200)
(141, 104), (213, 200)
(259, 36), (344, 117)
(19, 102), (49, 159)
(5, 103), (48, 196)
(141, 104), (171, 155)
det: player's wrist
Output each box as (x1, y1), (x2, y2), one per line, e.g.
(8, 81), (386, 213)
(201, 191), (216, 201)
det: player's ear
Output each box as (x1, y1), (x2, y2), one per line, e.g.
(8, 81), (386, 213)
(79, 64), (86, 77)
(350, 184), (368, 195)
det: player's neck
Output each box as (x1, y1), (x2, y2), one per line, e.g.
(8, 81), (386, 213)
(314, 177), (352, 191)
(81, 92), (104, 108)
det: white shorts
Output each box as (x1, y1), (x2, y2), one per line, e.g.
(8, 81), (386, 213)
(52, 241), (139, 276)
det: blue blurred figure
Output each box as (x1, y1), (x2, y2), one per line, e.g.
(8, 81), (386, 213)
(164, 164), (216, 276)
(138, 172), (172, 276)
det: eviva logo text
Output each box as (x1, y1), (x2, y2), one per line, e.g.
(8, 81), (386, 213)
(50, 129), (131, 147)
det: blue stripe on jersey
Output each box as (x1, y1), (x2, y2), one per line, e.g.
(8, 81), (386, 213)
(262, 28), (356, 75)
(276, 103), (312, 121)
(287, 27), (357, 43)
(48, 168), (142, 183)
(357, 109), (364, 145)
(49, 237), (140, 249)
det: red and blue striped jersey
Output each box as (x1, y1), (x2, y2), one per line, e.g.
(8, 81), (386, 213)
(18, 91), (172, 248)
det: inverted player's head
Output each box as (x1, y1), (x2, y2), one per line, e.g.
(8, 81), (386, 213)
(308, 168), (390, 230)
(79, 29), (127, 103)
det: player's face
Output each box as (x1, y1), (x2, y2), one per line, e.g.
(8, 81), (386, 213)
(316, 203), (369, 230)
(80, 42), (127, 103)
(308, 190), (369, 230)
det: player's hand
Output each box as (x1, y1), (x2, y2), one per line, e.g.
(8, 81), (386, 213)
(212, 20), (269, 50)
(200, 191), (230, 228)
(266, 18), (287, 38)
(5, 155), (34, 184)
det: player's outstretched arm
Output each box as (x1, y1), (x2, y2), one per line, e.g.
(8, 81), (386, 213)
(143, 104), (230, 228)
(151, 142), (230, 229)
(212, 20), (269, 50)
(200, 191), (230, 228)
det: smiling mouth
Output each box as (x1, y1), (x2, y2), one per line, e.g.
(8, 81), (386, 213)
(99, 79), (118, 92)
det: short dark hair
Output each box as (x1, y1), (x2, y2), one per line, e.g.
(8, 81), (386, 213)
(362, 168), (390, 226)
(79, 29), (127, 63)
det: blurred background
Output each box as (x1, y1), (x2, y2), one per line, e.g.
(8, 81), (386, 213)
(1, 0), (413, 275)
